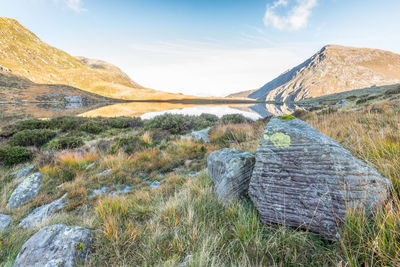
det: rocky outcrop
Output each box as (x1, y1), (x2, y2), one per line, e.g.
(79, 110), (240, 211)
(12, 165), (35, 178)
(13, 224), (92, 267)
(207, 148), (255, 202)
(0, 214), (11, 231)
(7, 172), (42, 209)
(19, 194), (68, 229)
(191, 128), (210, 143)
(249, 117), (392, 239)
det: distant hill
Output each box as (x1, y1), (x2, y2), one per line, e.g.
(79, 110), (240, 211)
(0, 70), (112, 103)
(226, 89), (257, 99)
(0, 17), (194, 100)
(238, 45), (400, 102)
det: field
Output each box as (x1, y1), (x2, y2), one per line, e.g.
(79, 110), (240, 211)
(0, 99), (400, 266)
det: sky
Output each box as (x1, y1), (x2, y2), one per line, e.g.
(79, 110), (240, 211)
(1, 0), (400, 96)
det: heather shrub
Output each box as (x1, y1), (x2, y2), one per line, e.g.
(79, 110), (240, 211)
(0, 146), (33, 165)
(220, 114), (252, 124)
(10, 129), (56, 147)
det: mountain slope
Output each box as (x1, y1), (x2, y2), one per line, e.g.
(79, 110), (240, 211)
(0, 17), (193, 100)
(246, 45), (400, 102)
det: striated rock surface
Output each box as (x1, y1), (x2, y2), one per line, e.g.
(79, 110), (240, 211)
(0, 214), (11, 231)
(249, 117), (392, 239)
(20, 194), (68, 229)
(208, 148), (255, 202)
(7, 172), (42, 209)
(13, 224), (92, 267)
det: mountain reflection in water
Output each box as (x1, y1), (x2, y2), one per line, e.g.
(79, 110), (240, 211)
(80, 102), (299, 119)
(0, 101), (299, 120)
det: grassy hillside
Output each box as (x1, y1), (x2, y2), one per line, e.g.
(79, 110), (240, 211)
(0, 98), (400, 265)
(0, 17), (199, 101)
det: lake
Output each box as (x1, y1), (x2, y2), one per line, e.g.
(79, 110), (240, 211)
(0, 101), (299, 120)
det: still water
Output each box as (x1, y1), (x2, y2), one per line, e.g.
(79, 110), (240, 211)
(0, 101), (298, 120)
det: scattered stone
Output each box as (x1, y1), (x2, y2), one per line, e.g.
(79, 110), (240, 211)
(188, 172), (198, 177)
(12, 165), (35, 178)
(191, 128), (210, 143)
(7, 172), (42, 209)
(0, 214), (11, 231)
(180, 255), (193, 266)
(13, 224), (92, 267)
(97, 169), (112, 177)
(110, 185), (132, 195)
(89, 185), (133, 198)
(334, 99), (351, 107)
(150, 181), (161, 189)
(89, 186), (109, 198)
(207, 148), (255, 202)
(249, 117), (392, 239)
(19, 194), (68, 229)
(157, 173), (165, 178)
(85, 162), (95, 170)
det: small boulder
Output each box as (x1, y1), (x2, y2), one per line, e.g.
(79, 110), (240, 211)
(7, 172), (42, 209)
(207, 148), (255, 202)
(191, 128), (210, 143)
(0, 214), (11, 231)
(19, 194), (68, 229)
(13, 224), (92, 267)
(249, 117), (392, 239)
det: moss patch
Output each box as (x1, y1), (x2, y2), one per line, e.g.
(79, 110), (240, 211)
(277, 115), (295, 121)
(270, 133), (291, 148)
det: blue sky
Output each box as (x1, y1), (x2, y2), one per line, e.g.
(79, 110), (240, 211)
(1, 0), (400, 96)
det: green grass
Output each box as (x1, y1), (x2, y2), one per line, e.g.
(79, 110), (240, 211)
(0, 110), (400, 266)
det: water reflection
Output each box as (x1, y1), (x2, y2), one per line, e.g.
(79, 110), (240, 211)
(80, 101), (300, 119)
(1, 101), (300, 120)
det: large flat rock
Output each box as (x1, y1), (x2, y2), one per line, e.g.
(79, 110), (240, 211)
(249, 117), (392, 239)
(13, 224), (92, 267)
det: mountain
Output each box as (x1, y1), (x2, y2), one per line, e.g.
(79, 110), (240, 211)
(243, 45), (400, 102)
(0, 17), (192, 100)
(226, 89), (257, 98)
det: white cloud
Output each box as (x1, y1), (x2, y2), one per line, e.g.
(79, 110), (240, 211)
(65, 0), (86, 12)
(264, 0), (317, 31)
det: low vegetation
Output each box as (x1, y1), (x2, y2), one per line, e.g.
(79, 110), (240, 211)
(1, 101), (400, 265)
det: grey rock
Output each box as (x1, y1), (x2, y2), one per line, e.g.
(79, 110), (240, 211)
(249, 117), (392, 239)
(97, 169), (111, 177)
(334, 99), (350, 107)
(20, 194), (68, 229)
(188, 172), (198, 177)
(85, 162), (95, 170)
(13, 224), (92, 267)
(150, 181), (161, 189)
(207, 148), (255, 202)
(191, 128), (210, 143)
(7, 172), (42, 209)
(110, 185), (132, 195)
(12, 165), (35, 178)
(89, 186), (109, 198)
(0, 214), (11, 231)
(180, 255), (193, 266)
